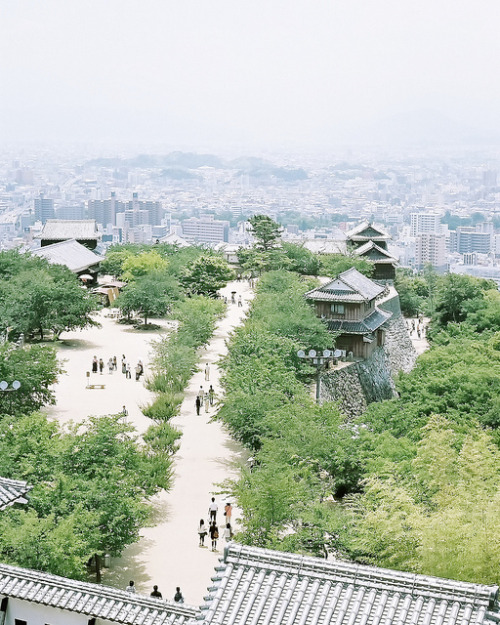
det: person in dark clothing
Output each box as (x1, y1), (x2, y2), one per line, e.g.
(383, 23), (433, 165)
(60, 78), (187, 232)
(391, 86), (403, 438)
(209, 521), (219, 551)
(150, 585), (162, 599)
(174, 587), (184, 603)
(195, 395), (202, 415)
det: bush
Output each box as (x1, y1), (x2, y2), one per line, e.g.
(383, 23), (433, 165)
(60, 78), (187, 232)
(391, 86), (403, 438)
(143, 423), (182, 455)
(142, 392), (184, 421)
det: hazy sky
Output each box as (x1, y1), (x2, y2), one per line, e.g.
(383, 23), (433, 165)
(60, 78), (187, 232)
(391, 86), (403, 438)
(1, 0), (499, 149)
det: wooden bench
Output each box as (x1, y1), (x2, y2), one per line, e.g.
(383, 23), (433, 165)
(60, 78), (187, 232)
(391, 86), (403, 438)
(87, 384), (106, 390)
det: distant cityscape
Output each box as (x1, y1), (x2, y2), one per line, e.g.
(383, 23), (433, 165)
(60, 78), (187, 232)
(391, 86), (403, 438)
(2, 148), (500, 284)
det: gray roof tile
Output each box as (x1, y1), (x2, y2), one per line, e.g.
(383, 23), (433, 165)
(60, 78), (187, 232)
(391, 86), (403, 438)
(40, 219), (100, 241)
(32, 238), (104, 273)
(305, 269), (384, 304)
(327, 309), (392, 334)
(0, 563), (197, 625)
(198, 544), (500, 625)
(0, 477), (32, 510)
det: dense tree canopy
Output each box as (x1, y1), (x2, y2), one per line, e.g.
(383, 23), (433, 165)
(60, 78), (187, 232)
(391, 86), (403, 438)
(182, 254), (234, 297)
(0, 343), (62, 415)
(0, 252), (98, 341)
(0, 412), (172, 580)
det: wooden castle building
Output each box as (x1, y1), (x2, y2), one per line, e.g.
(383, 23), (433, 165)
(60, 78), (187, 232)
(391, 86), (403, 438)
(305, 267), (392, 360)
(346, 221), (398, 281)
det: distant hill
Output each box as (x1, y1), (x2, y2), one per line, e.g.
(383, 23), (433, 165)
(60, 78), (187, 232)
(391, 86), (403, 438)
(86, 152), (308, 182)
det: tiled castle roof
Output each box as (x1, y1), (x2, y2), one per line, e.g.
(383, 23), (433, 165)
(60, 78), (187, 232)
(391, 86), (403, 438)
(305, 268), (385, 303)
(198, 544), (500, 625)
(0, 563), (197, 625)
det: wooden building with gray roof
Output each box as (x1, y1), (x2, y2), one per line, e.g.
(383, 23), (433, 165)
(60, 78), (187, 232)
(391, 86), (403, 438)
(199, 544), (500, 625)
(40, 220), (101, 250)
(305, 268), (392, 359)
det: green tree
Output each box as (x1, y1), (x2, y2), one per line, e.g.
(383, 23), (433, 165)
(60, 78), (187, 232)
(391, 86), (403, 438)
(347, 416), (500, 585)
(248, 215), (282, 251)
(0, 412), (172, 581)
(282, 242), (320, 275)
(121, 251), (168, 281)
(115, 273), (179, 323)
(0, 343), (62, 416)
(0, 260), (98, 341)
(182, 254), (233, 297)
(433, 274), (495, 327)
(319, 254), (374, 278)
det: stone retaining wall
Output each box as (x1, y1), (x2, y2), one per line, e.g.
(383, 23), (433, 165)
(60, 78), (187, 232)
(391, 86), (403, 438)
(319, 298), (417, 418)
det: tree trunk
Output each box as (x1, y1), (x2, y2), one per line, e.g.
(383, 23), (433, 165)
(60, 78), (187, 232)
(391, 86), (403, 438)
(95, 553), (101, 583)
(39, 326), (44, 341)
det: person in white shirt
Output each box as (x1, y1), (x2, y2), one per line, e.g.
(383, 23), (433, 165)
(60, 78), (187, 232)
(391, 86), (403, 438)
(208, 497), (218, 522)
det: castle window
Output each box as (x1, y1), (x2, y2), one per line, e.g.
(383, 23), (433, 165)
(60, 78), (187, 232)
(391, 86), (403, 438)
(330, 304), (345, 315)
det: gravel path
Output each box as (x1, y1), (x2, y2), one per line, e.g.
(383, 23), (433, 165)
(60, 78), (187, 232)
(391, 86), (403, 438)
(47, 280), (253, 604)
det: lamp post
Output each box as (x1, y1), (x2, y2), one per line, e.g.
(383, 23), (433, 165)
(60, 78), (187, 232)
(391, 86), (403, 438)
(297, 349), (338, 404)
(0, 380), (21, 414)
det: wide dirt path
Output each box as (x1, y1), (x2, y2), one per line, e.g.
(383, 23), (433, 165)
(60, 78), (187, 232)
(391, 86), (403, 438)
(48, 280), (253, 605)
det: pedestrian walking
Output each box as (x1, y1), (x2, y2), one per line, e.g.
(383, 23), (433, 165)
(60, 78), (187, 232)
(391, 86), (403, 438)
(238, 295), (242, 307)
(99, 358), (104, 374)
(135, 363), (142, 381)
(108, 358), (114, 374)
(195, 395), (202, 416)
(197, 385), (204, 399)
(198, 519), (207, 547)
(126, 362), (131, 379)
(92, 356), (98, 373)
(125, 580), (136, 594)
(204, 392), (210, 413)
(122, 355), (127, 374)
(224, 523), (232, 542)
(150, 585), (162, 599)
(224, 502), (232, 524)
(209, 521), (219, 551)
(174, 587), (184, 603)
(208, 497), (218, 522)
(113, 355), (117, 370)
(208, 385), (215, 406)
(121, 405), (128, 421)
(204, 363), (210, 381)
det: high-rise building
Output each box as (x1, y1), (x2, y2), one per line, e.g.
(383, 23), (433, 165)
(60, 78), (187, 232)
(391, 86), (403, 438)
(181, 215), (229, 243)
(87, 193), (163, 227)
(456, 227), (491, 254)
(410, 212), (442, 237)
(34, 193), (55, 223)
(415, 233), (447, 272)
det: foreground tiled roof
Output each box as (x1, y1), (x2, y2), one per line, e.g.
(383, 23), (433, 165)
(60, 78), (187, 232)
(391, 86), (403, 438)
(40, 219), (100, 241)
(0, 563), (197, 625)
(0, 478), (32, 510)
(32, 239), (104, 273)
(305, 268), (385, 303)
(199, 544), (500, 625)
(327, 308), (392, 334)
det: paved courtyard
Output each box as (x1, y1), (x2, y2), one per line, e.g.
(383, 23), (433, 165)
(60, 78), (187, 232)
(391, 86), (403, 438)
(46, 280), (253, 604)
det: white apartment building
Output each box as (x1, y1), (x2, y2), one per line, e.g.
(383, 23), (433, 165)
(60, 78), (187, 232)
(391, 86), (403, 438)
(415, 233), (447, 271)
(410, 212), (442, 237)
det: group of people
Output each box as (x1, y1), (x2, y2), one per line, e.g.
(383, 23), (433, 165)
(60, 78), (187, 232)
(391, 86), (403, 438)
(90, 354), (144, 380)
(125, 581), (184, 603)
(408, 318), (426, 339)
(197, 498), (233, 551)
(195, 384), (215, 415)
